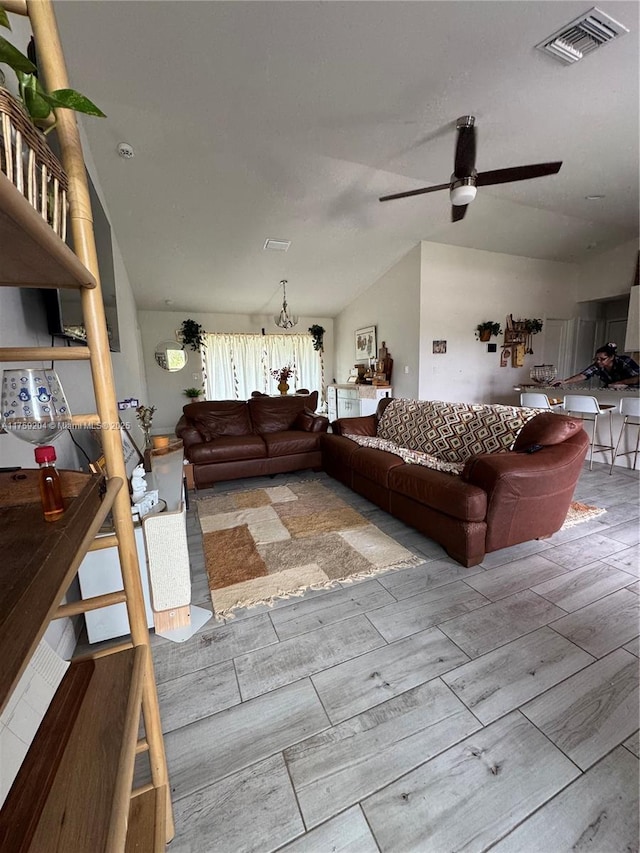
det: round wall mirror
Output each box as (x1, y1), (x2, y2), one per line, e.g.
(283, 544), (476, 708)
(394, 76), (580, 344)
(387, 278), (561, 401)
(154, 341), (187, 372)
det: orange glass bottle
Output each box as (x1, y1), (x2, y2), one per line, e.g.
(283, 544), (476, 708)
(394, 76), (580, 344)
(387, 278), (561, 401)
(35, 445), (65, 522)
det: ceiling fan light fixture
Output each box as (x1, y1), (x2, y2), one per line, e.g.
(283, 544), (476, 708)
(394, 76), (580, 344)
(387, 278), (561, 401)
(274, 280), (298, 329)
(450, 180), (477, 206)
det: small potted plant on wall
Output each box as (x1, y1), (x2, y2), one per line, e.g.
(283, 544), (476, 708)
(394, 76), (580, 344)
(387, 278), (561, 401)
(475, 321), (502, 342)
(183, 387), (203, 399)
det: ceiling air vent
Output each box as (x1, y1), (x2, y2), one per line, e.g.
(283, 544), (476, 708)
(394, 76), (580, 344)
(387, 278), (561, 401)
(536, 7), (629, 64)
(263, 238), (291, 252)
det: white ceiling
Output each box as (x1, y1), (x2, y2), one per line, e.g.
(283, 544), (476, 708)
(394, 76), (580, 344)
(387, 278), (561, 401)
(53, 1), (639, 319)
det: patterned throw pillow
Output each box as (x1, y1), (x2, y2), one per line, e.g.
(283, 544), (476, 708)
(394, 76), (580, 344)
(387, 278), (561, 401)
(377, 399), (538, 463)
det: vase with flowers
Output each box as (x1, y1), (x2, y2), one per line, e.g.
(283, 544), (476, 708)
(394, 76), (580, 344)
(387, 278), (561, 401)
(135, 404), (156, 450)
(271, 365), (293, 395)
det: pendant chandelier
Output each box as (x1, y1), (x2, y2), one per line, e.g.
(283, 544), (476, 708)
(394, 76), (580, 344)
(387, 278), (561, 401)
(274, 279), (298, 330)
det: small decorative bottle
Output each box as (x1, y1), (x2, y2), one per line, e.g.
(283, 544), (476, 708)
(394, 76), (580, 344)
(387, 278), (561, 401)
(35, 445), (65, 522)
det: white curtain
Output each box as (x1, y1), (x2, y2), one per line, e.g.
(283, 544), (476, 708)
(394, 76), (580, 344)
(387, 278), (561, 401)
(203, 333), (324, 402)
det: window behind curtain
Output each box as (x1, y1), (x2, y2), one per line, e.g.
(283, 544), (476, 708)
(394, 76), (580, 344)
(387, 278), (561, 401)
(202, 333), (324, 402)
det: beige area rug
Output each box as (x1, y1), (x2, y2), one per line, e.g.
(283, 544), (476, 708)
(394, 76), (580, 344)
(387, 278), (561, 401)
(562, 501), (606, 529)
(197, 481), (423, 618)
(197, 486), (605, 617)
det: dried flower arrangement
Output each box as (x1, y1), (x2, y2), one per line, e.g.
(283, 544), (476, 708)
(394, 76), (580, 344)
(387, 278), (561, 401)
(271, 365), (293, 383)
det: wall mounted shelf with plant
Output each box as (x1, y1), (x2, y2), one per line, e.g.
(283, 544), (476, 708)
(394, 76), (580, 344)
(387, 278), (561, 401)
(502, 316), (544, 356)
(475, 321), (502, 342)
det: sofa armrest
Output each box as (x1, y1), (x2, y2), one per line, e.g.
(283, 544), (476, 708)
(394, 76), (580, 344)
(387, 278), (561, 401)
(461, 433), (589, 551)
(175, 415), (203, 451)
(293, 410), (330, 433)
(462, 436), (589, 497)
(331, 414), (377, 437)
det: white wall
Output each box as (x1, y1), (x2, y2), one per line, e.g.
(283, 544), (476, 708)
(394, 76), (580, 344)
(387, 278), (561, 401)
(138, 310), (334, 436)
(418, 243), (578, 404)
(575, 239), (639, 302)
(334, 245), (421, 398)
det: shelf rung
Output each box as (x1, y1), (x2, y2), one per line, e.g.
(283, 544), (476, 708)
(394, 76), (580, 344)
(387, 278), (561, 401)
(0, 347), (91, 362)
(1, 1), (27, 15)
(89, 533), (119, 551)
(71, 413), (102, 428)
(55, 591), (126, 619)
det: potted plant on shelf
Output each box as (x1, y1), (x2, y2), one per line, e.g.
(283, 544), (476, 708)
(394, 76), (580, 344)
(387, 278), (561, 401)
(475, 321), (502, 342)
(0, 16), (105, 129)
(523, 318), (543, 354)
(183, 387), (203, 399)
(179, 319), (206, 352)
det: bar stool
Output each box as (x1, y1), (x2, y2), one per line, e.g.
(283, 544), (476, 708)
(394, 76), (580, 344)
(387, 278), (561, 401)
(520, 392), (563, 410)
(562, 395), (616, 471)
(610, 397), (640, 474)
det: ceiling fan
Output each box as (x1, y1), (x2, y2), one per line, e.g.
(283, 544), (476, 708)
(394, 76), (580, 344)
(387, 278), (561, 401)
(379, 116), (562, 222)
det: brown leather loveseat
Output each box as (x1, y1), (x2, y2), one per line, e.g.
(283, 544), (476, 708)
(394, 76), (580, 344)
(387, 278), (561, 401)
(176, 392), (328, 488)
(322, 397), (589, 567)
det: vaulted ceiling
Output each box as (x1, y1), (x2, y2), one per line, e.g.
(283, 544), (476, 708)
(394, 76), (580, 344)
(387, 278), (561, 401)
(53, 1), (639, 319)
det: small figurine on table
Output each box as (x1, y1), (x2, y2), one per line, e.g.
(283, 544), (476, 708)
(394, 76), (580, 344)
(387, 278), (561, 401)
(131, 463), (147, 503)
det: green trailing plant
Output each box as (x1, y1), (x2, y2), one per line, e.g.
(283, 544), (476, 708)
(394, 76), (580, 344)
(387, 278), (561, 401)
(0, 10), (105, 130)
(308, 324), (325, 352)
(475, 321), (502, 340)
(523, 318), (543, 334)
(183, 387), (203, 399)
(179, 319), (206, 351)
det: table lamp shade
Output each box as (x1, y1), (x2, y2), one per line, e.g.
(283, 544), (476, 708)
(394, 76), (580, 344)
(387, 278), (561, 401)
(1, 369), (72, 445)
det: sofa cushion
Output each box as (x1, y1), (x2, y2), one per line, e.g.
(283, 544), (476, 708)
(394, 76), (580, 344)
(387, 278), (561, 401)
(262, 430), (322, 458)
(513, 412), (583, 451)
(183, 401), (252, 441)
(249, 392), (318, 433)
(389, 465), (487, 522)
(377, 399), (537, 463)
(187, 434), (266, 464)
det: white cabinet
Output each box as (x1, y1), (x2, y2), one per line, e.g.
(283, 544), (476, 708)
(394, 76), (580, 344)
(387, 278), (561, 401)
(327, 385), (393, 420)
(337, 386), (360, 418)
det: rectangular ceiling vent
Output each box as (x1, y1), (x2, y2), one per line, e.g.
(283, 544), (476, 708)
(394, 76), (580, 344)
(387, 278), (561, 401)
(263, 238), (291, 252)
(536, 7), (629, 64)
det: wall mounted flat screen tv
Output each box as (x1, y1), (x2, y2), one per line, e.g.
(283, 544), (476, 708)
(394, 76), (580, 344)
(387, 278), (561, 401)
(42, 170), (120, 352)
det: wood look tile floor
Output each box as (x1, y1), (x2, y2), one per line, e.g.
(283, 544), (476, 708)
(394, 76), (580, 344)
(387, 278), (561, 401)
(141, 463), (639, 852)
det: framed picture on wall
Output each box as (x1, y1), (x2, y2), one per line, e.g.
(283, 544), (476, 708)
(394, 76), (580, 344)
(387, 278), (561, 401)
(355, 326), (377, 361)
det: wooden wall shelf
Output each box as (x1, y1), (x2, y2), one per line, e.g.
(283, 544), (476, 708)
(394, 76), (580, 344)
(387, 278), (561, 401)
(0, 471), (114, 712)
(0, 3), (172, 846)
(0, 647), (147, 852)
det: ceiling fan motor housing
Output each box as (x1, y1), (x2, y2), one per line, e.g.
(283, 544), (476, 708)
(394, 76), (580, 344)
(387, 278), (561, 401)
(450, 176), (477, 206)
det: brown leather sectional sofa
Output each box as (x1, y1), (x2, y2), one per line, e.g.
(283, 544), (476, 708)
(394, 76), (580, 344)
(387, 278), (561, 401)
(176, 392), (328, 488)
(322, 398), (590, 567)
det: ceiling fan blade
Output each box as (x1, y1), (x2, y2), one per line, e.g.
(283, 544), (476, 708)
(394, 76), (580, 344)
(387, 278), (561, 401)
(476, 162), (562, 187)
(451, 204), (468, 222)
(454, 120), (476, 178)
(379, 182), (450, 202)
